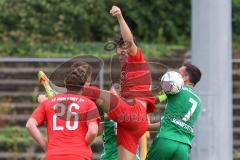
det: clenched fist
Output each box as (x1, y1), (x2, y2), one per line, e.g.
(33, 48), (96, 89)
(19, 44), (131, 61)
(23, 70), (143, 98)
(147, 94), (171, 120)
(110, 5), (122, 18)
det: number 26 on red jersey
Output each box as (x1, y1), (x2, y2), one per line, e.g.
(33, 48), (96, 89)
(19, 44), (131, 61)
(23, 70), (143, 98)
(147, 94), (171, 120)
(53, 103), (80, 131)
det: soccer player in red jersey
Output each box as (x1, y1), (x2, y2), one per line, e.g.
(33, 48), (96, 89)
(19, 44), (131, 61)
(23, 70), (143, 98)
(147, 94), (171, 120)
(26, 62), (100, 160)
(82, 6), (155, 160)
(109, 6), (155, 160)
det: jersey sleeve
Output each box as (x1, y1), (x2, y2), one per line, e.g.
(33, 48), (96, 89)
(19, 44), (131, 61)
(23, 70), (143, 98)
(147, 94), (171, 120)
(86, 100), (100, 124)
(128, 48), (145, 62)
(31, 102), (46, 125)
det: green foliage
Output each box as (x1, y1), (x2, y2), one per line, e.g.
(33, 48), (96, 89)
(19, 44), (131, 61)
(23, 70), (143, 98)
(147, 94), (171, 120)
(139, 43), (185, 57)
(0, 0), (191, 45)
(1, 0), (238, 56)
(233, 0), (240, 46)
(0, 127), (31, 143)
(0, 126), (101, 152)
(0, 41), (185, 58)
(116, 0), (191, 44)
(0, 127), (33, 152)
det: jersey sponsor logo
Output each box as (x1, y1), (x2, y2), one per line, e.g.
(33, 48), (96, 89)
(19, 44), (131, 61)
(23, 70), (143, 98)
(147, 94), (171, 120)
(172, 118), (194, 133)
(117, 112), (148, 123)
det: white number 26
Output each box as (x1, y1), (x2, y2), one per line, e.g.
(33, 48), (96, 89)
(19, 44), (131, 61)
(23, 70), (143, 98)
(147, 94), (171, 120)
(53, 103), (80, 131)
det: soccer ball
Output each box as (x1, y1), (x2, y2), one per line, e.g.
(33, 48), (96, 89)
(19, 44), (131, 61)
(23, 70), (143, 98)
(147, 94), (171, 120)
(161, 71), (184, 94)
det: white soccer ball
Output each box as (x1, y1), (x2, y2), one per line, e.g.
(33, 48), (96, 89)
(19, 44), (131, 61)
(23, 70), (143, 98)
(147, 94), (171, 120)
(161, 71), (184, 94)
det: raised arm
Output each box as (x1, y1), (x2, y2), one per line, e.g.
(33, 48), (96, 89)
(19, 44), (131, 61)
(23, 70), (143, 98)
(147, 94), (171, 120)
(110, 5), (137, 56)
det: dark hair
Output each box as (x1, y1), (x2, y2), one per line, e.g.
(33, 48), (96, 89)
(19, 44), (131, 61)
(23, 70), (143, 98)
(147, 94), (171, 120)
(114, 36), (124, 47)
(64, 61), (92, 91)
(183, 63), (202, 86)
(114, 35), (137, 48)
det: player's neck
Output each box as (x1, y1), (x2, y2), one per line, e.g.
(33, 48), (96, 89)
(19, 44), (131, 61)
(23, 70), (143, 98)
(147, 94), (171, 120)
(189, 85), (194, 89)
(186, 84), (194, 89)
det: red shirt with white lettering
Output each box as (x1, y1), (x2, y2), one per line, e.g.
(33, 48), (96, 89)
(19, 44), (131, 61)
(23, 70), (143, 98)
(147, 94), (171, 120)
(31, 92), (99, 159)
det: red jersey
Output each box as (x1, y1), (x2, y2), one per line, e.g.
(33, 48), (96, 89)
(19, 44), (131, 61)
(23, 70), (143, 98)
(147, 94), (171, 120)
(31, 92), (99, 159)
(120, 49), (155, 113)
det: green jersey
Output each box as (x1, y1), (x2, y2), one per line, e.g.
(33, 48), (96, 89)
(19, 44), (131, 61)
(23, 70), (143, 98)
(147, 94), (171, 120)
(100, 120), (140, 160)
(157, 85), (202, 147)
(100, 120), (118, 160)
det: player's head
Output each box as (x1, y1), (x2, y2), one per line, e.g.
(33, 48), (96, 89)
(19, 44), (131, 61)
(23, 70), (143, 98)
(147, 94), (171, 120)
(178, 63), (201, 87)
(114, 36), (129, 64)
(64, 61), (92, 91)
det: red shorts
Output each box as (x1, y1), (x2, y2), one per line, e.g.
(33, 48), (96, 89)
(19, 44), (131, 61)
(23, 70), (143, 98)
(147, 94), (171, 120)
(107, 97), (148, 154)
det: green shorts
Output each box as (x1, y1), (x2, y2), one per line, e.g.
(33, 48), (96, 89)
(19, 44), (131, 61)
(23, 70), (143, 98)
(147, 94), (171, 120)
(100, 149), (140, 160)
(146, 137), (190, 160)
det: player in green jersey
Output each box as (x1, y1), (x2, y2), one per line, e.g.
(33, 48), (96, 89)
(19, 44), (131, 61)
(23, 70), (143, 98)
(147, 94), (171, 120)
(100, 120), (118, 160)
(146, 63), (202, 160)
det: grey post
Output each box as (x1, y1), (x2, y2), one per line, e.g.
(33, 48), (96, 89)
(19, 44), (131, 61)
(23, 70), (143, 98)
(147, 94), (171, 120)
(191, 0), (233, 160)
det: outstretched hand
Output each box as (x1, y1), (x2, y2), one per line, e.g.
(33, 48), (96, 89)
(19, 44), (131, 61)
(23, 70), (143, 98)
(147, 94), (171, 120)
(110, 5), (122, 18)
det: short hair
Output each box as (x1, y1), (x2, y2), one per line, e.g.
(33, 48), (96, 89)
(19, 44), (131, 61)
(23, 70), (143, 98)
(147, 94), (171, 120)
(114, 35), (137, 48)
(183, 63), (202, 86)
(64, 61), (92, 91)
(114, 36), (124, 47)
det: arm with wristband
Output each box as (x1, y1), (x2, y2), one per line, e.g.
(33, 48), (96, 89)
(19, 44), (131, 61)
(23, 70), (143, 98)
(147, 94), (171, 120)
(155, 91), (168, 104)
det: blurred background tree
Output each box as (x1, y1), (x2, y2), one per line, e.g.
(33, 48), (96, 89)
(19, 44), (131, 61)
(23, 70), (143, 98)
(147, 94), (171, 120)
(0, 0), (190, 42)
(233, 0), (240, 48)
(0, 0), (238, 56)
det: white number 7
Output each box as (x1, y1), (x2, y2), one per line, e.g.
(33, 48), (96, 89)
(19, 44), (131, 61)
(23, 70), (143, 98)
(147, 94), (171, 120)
(182, 98), (198, 122)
